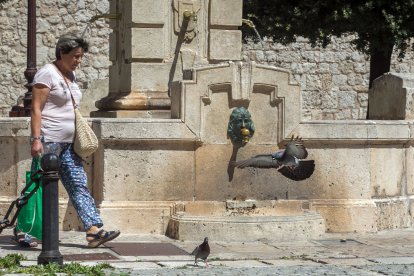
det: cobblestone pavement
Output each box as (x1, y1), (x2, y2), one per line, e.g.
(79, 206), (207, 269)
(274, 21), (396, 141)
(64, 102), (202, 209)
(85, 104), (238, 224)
(2, 228), (414, 275)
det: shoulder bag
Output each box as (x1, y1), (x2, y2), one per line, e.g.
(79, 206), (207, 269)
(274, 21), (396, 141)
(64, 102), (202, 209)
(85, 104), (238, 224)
(56, 65), (98, 158)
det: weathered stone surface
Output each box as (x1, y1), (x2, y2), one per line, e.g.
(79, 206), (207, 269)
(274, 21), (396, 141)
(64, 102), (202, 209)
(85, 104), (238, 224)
(131, 28), (165, 59)
(167, 211), (325, 241)
(375, 199), (411, 230)
(0, 2), (413, 118)
(1, 117), (414, 235)
(99, 201), (172, 234)
(210, 0), (242, 26)
(368, 73), (414, 119)
(209, 30), (242, 61)
(1, 0), (414, 240)
(370, 147), (404, 197)
(311, 199), (378, 233)
(129, 0), (166, 24)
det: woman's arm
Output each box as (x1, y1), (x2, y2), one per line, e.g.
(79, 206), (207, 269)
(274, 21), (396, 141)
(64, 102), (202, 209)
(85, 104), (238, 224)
(30, 83), (49, 157)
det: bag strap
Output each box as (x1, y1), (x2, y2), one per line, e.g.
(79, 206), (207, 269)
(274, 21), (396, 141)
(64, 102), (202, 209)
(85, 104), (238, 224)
(32, 155), (41, 172)
(52, 62), (78, 109)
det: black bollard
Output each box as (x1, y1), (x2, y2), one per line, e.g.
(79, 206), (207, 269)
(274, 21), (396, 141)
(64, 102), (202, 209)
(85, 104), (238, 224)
(38, 153), (63, 265)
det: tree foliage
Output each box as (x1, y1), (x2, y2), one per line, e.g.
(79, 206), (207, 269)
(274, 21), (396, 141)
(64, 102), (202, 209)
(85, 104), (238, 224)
(243, 0), (414, 88)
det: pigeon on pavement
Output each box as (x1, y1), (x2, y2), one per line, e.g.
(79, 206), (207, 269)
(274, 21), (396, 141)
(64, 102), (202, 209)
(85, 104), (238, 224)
(190, 237), (210, 266)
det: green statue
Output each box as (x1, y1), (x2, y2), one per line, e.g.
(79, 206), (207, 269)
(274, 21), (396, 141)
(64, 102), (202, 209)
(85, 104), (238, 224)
(227, 107), (255, 147)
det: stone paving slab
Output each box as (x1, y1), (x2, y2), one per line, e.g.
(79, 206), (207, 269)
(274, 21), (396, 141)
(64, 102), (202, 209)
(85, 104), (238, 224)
(127, 265), (378, 276)
(210, 260), (270, 268)
(2, 228), (414, 275)
(368, 256), (414, 264)
(135, 255), (193, 262)
(374, 245), (414, 255)
(157, 260), (199, 268)
(356, 264), (414, 275)
(275, 245), (357, 259)
(263, 259), (321, 266)
(216, 242), (288, 259)
(316, 257), (374, 266)
(323, 244), (406, 258)
(110, 261), (162, 269)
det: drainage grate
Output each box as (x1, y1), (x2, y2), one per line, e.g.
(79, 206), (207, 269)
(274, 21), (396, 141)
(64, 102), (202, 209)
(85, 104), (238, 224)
(105, 242), (189, 256)
(63, 252), (119, 261)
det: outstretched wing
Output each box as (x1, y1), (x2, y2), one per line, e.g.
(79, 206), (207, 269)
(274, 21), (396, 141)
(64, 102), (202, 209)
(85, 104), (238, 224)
(284, 136), (308, 160)
(278, 160), (315, 181)
(231, 154), (282, 169)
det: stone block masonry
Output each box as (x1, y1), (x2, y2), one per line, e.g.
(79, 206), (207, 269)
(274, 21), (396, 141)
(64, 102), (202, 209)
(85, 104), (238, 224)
(0, 0), (111, 117)
(242, 36), (414, 120)
(0, 0), (413, 119)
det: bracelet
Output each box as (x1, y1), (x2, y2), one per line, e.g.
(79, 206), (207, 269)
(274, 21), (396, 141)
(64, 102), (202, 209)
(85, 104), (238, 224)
(30, 136), (42, 144)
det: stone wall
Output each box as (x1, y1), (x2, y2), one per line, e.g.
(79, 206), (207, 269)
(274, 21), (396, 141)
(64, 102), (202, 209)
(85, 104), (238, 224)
(242, 36), (414, 120)
(0, 0), (413, 119)
(0, 0), (111, 116)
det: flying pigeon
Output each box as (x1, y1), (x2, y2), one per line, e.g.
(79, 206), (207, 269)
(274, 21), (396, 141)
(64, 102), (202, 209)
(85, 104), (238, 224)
(190, 237), (210, 266)
(231, 136), (315, 181)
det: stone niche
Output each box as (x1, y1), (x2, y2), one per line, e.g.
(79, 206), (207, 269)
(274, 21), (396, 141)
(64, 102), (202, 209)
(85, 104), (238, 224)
(171, 61), (303, 200)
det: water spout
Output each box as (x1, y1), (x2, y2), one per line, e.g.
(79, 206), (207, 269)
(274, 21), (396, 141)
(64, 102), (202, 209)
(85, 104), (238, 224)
(242, 19), (264, 47)
(89, 13), (121, 23)
(183, 10), (197, 22)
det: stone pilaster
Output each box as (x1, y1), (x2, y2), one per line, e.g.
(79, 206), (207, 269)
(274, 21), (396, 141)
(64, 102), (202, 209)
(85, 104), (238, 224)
(92, 0), (243, 118)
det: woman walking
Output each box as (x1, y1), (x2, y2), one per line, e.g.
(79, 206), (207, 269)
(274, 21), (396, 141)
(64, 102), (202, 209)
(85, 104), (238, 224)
(24, 34), (120, 248)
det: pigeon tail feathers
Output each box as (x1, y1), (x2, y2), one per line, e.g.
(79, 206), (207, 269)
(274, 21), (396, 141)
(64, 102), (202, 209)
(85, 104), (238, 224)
(278, 160), (315, 181)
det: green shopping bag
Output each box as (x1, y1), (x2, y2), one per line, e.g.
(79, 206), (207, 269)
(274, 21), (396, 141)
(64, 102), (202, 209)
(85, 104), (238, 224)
(15, 157), (42, 240)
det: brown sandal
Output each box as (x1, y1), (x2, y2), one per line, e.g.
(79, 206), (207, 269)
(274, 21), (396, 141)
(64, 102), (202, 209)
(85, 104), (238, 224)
(87, 229), (120, 248)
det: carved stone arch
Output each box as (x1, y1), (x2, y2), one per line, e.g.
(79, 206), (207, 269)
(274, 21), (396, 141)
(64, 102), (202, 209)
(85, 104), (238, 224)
(201, 83), (232, 105)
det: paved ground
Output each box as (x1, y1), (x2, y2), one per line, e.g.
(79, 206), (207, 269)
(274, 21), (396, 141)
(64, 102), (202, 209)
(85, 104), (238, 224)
(1, 228), (414, 275)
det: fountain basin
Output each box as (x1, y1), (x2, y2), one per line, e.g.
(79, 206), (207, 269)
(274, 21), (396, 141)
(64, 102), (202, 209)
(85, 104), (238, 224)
(166, 200), (325, 242)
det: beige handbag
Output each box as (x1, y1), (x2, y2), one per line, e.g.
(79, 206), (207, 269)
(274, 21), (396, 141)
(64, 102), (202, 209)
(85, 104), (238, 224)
(72, 107), (99, 158)
(56, 65), (98, 158)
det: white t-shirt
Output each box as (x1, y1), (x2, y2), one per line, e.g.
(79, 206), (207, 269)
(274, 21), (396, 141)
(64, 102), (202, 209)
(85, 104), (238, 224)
(33, 63), (82, 143)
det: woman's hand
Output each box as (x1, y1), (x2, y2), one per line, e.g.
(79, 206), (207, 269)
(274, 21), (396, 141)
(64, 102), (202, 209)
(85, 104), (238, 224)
(31, 139), (43, 157)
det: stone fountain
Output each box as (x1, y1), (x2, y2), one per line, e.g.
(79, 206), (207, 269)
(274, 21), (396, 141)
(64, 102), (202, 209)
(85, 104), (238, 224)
(1, 0), (413, 241)
(86, 0), (325, 241)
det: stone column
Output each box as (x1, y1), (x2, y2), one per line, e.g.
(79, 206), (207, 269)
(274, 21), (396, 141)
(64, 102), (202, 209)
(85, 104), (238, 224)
(92, 0), (243, 118)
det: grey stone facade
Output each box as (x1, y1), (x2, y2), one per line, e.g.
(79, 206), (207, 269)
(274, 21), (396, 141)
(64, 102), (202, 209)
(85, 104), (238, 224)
(0, 0), (413, 119)
(0, 0), (111, 116)
(242, 36), (414, 120)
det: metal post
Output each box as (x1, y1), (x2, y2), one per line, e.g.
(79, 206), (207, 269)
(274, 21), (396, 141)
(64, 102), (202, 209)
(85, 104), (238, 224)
(10, 0), (37, 117)
(38, 153), (63, 265)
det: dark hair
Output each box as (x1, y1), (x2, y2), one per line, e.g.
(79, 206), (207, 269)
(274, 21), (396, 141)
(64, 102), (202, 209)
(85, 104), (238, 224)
(55, 34), (89, 60)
